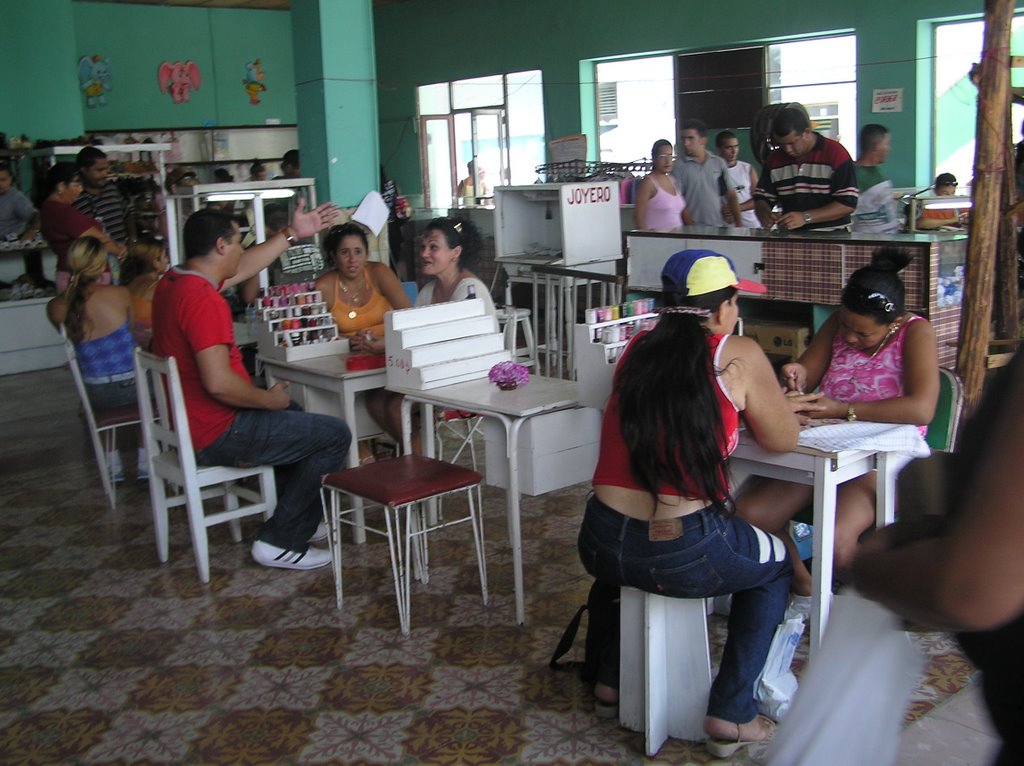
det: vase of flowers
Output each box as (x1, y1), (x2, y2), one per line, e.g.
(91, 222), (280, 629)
(488, 361), (530, 391)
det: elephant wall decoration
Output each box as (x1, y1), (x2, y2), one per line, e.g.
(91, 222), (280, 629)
(78, 55), (112, 108)
(158, 60), (201, 104)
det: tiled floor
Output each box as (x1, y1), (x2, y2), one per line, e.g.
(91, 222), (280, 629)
(0, 366), (1002, 765)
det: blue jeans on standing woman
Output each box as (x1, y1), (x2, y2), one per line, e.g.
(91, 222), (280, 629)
(196, 402), (351, 552)
(577, 493), (792, 724)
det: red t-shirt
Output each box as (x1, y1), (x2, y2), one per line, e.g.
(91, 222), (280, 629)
(152, 268), (249, 451)
(39, 199), (100, 271)
(592, 332), (740, 500)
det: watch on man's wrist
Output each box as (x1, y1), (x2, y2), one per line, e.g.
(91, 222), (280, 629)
(803, 212), (813, 224)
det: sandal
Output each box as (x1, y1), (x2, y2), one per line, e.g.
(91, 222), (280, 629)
(706, 715), (775, 758)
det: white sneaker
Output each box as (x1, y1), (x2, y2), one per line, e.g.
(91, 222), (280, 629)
(106, 450), (125, 483)
(137, 447), (149, 481)
(251, 540), (331, 570)
(308, 522), (329, 543)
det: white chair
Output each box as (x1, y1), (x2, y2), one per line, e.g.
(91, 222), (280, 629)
(134, 349), (277, 583)
(618, 587), (712, 756)
(62, 334), (140, 510)
(320, 455), (488, 635)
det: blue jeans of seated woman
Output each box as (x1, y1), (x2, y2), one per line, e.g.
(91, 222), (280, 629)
(577, 493), (792, 725)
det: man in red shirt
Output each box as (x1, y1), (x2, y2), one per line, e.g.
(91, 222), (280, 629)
(153, 201), (348, 571)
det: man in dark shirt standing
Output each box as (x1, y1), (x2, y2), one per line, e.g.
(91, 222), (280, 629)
(753, 107), (858, 231)
(74, 146), (135, 248)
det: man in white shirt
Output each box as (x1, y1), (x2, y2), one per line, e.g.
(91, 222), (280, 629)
(715, 130), (761, 228)
(851, 124), (899, 233)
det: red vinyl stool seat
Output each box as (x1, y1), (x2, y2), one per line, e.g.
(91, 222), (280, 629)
(320, 455), (489, 634)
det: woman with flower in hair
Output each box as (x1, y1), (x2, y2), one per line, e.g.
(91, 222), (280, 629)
(736, 246), (939, 596)
(415, 217), (495, 314)
(579, 250), (803, 756)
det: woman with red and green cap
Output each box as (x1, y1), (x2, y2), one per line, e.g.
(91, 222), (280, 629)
(578, 249), (810, 756)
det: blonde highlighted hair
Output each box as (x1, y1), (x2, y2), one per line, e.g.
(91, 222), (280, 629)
(64, 236), (107, 343)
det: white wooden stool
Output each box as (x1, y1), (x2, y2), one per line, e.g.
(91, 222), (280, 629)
(618, 587), (712, 756)
(496, 307), (537, 368)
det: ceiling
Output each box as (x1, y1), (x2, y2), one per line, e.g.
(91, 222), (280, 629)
(74, 0), (405, 9)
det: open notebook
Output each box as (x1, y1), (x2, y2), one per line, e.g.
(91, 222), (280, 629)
(797, 420), (930, 457)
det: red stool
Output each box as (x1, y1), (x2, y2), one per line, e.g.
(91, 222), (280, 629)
(320, 455), (489, 635)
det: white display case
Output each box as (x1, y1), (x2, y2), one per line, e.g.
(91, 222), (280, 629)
(573, 312), (659, 411)
(165, 178), (318, 283)
(385, 299), (509, 391)
(494, 182), (622, 266)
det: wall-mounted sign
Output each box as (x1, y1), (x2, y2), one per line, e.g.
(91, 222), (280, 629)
(872, 88), (903, 113)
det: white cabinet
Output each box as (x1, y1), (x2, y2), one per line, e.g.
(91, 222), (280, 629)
(494, 182), (622, 266)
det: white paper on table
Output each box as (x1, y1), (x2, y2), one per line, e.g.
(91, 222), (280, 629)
(351, 190), (390, 236)
(797, 421), (930, 458)
(766, 590), (924, 766)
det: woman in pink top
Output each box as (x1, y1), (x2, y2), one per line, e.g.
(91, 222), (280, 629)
(736, 247), (940, 595)
(633, 139), (690, 231)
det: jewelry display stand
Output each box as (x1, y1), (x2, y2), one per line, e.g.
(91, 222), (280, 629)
(255, 284), (344, 362)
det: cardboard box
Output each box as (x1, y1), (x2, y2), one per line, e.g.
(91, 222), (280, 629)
(482, 407), (602, 496)
(743, 321), (810, 362)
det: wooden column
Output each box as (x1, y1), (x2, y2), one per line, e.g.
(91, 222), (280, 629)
(958, 0), (1014, 413)
(996, 107), (1019, 339)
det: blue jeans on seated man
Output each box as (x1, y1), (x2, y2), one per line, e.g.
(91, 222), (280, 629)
(577, 493), (792, 725)
(196, 402), (351, 552)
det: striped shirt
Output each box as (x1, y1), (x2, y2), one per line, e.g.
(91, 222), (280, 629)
(754, 133), (858, 230)
(73, 181), (132, 243)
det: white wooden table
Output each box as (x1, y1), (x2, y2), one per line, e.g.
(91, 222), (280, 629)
(390, 376), (580, 625)
(730, 431), (900, 653)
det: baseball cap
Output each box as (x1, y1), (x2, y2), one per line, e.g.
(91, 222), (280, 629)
(661, 249), (767, 297)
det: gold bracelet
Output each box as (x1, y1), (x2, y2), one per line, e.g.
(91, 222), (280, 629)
(846, 403), (857, 422)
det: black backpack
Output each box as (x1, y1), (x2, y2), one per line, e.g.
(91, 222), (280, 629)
(549, 579), (620, 684)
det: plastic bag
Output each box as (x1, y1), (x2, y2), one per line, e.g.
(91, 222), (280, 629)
(766, 590), (923, 766)
(754, 610), (805, 719)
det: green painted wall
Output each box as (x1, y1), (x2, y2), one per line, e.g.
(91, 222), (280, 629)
(291, 0), (379, 209)
(373, 0), (1024, 196)
(4, 0), (83, 142)
(70, 3), (295, 131)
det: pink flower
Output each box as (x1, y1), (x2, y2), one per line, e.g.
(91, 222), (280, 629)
(488, 361), (530, 389)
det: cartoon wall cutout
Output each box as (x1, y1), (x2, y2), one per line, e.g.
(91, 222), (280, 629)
(243, 60), (267, 105)
(79, 55), (112, 108)
(158, 60), (201, 104)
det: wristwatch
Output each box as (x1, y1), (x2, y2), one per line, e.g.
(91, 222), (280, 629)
(803, 212), (813, 224)
(846, 403), (857, 422)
